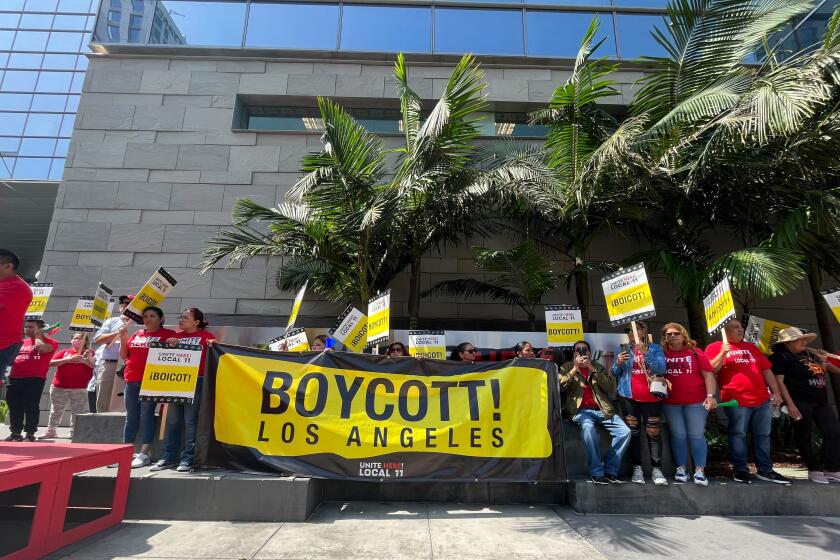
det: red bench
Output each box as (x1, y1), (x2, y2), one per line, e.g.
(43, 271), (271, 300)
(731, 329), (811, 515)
(0, 442), (132, 560)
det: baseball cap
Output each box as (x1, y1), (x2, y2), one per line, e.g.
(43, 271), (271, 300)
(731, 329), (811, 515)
(118, 294), (135, 303)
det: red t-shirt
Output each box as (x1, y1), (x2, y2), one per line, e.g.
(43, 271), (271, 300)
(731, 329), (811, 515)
(630, 350), (658, 402)
(664, 347), (713, 405)
(10, 336), (58, 379)
(0, 276), (33, 349)
(579, 367), (598, 410)
(705, 340), (772, 406)
(52, 348), (94, 389)
(174, 329), (215, 376)
(123, 328), (177, 383)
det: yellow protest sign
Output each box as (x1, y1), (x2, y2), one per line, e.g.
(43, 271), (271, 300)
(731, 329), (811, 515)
(91, 282), (114, 327)
(123, 268), (177, 323)
(367, 290), (390, 347)
(821, 287), (840, 324)
(331, 305), (368, 352)
(286, 281), (307, 332)
(69, 296), (96, 332)
(26, 283), (53, 319)
(139, 342), (201, 403)
(703, 278), (737, 334)
(601, 264), (656, 326)
(408, 330), (446, 359)
(744, 315), (792, 354)
(544, 305), (583, 347)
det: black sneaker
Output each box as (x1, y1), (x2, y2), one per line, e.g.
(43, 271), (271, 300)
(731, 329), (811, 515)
(4, 434), (23, 442)
(756, 470), (791, 485)
(733, 471), (752, 484)
(591, 476), (609, 485)
(24, 434), (36, 442)
(604, 474), (622, 484)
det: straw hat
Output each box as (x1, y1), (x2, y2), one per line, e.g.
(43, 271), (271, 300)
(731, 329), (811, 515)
(775, 327), (817, 345)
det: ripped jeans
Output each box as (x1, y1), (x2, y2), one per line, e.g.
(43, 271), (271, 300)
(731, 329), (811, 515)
(620, 398), (663, 468)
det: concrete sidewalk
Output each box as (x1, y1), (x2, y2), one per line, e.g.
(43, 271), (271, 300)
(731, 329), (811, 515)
(41, 503), (840, 560)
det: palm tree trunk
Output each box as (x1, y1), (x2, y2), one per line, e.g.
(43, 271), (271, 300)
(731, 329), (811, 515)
(408, 255), (422, 329)
(807, 261), (835, 350)
(574, 268), (591, 330)
(686, 297), (709, 346)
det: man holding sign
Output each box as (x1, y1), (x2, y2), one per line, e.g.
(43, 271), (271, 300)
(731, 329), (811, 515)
(0, 249), (32, 386)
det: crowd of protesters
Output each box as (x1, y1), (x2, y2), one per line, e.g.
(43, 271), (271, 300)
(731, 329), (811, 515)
(2, 245), (840, 485)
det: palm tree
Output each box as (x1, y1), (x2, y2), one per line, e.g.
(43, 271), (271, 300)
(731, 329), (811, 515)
(422, 241), (555, 331)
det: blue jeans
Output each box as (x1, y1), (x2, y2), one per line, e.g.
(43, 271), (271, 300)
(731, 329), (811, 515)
(123, 381), (156, 445)
(664, 403), (709, 468)
(724, 400), (773, 473)
(161, 377), (203, 466)
(0, 342), (22, 385)
(572, 409), (631, 477)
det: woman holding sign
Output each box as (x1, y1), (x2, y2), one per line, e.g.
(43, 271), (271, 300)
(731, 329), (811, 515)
(660, 323), (717, 486)
(151, 308), (216, 473)
(120, 307), (177, 468)
(38, 333), (95, 440)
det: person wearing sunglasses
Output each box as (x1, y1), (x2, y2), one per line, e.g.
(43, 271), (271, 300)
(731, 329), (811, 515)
(661, 323), (717, 486)
(561, 340), (630, 484)
(611, 320), (668, 485)
(514, 341), (535, 358)
(450, 342), (477, 361)
(387, 342), (408, 357)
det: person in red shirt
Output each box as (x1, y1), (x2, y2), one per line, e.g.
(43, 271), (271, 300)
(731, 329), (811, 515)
(4, 319), (58, 441)
(706, 319), (789, 485)
(661, 322), (717, 486)
(0, 249), (33, 387)
(38, 332), (96, 439)
(119, 307), (177, 468)
(151, 308), (216, 472)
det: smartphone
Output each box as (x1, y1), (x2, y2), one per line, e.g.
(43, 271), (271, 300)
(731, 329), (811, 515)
(620, 343), (630, 354)
(576, 347), (586, 357)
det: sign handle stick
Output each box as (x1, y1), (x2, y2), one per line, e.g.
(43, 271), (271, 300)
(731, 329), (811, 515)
(159, 404), (168, 440)
(721, 328), (729, 345)
(630, 320), (640, 348)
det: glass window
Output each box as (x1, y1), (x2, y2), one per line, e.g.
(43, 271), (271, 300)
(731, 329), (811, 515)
(47, 31), (83, 51)
(65, 94), (79, 112)
(2, 1), (25, 12)
(19, 138), (57, 156)
(43, 53), (77, 69)
(110, 0), (121, 8)
(128, 27), (141, 42)
(70, 71), (84, 92)
(108, 10), (121, 22)
(19, 14), (55, 29)
(107, 25), (120, 41)
(7, 53), (44, 69)
(31, 93), (67, 111)
(0, 31), (15, 51)
(85, 15), (95, 31)
(55, 138), (70, 156)
(49, 158), (65, 180)
(0, 137), (21, 155)
(36, 71), (73, 93)
(613, 0), (667, 6)
(0, 94), (32, 111)
(53, 15), (88, 30)
(132, 0), (145, 12)
(13, 157), (51, 180)
(245, 3), (337, 50)
(2, 71), (39, 92)
(0, 14), (22, 28)
(0, 112), (27, 136)
(129, 14), (142, 27)
(435, 8), (524, 55)
(58, 0), (93, 12)
(13, 31), (50, 51)
(341, 5), (431, 53)
(527, 11), (616, 58)
(24, 113), (63, 136)
(525, 0), (609, 3)
(152, 1), (245, 47)
(75, 54), (88, 70)
(59, 113), (75, 136)
(615, 13), (668, 59)
(24, 0), (59, 12)
(0, 157), (14, 179)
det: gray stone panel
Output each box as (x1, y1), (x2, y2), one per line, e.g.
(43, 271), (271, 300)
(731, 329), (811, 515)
(155, 131), (206, 144)
(63, 168), (149, 182)
(162, 225), (221, 253)
(335, 75), (385, 98)
(88, 67), (142, 93)
(43, 266), (105, 296)
(238, 73), (288, 95)
(148, 170), (201, 183)
(286, 74), (336, 96)
(78, 251), (134, 267)
(223, 185), (278, 210)
(52, 209), (89, 222)
(140, 70), (191, 94)
(52, 222), (111, 252)
(183, 107), (234, 130)
(62, 181), (118, 209)
(228, 146), (280, 172)
(218, 60), (265, 73)
(163, 95), (213, 107)
(189, 71), (240, 95)
(140, 210), (195, 224)
(116, 182), (173, 210)
(176, 145), (231, 171)
(80, 104), (135, 130)
(132, 105), (186, 130)
(166, 267), (212, 298)
(266, 62), (313, 73)
(204, 130), (256, 145)
(277, 144), (309, 172)
(123, 142), (178, 170)
(107, 224), (165, 252)
(211, 268), (268, 299)
(73, 142), (127, 168)
(194, 212), (233, 225)
(170, 60), (218, 72)
(169, 183), (225, 211)
(87, 210), (142, 224)
(503, 68), (552, 80)
(133, 253), (189, 268)
(106, 130), (157, 143)
(211, 95), (236, 109)
(200, 171), (252, 184)
(179, 298), (237, 313)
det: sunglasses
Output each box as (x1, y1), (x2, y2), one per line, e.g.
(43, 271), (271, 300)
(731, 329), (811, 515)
(463, 348), (476, 354)
(665, 332), (682, 337)
(119, 300), (131, 305)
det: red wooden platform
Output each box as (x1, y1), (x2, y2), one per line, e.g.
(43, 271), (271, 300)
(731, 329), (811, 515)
(0, 442), (133, 560)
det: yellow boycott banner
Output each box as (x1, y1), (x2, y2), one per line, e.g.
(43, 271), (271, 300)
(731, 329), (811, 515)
(286, 281), (307, 332)
(821, 287), (840, 324)
(544, 305), (584, 347)
(139, 342), (201, 403)
(601, 264), (656, 327)
(123, 268), (177, 323)
(26, 283), (53, 319)
(367, 290), (390, 347)
(408, 330), (446, 359)
(202, 344), (560, 480)
(90, 282), (115, 327)
(703, 278), (736, 334)
(69, 296), (96, 332)
(331, 305), (368, 352)
(744, 315), (792, 354)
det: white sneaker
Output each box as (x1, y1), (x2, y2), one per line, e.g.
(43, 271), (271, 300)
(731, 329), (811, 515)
(36, 430), (57, 440)
(824, 471), (840, 483)
(131, 452), (150, 468)
(652, 468), (668, 486)
(809, 471), (830, 484)
(631, 465), (645, 484)
(694, 469), (708, 486)
(674, 466), (688, 483)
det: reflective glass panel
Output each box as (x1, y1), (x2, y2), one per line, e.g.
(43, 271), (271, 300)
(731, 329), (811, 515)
(24, 0), (59, 12)
(24, 113), (63, 135)
(75, 54), (88, 69)
(132, 0), (146, 12)
(613, 0), (668, 6)
(151, 1), (245, 47)
(31, 93), (67, 111)
(55, 138), (70, 155)
(47, 31), (83, 51)
(0, 137), (21, 155)
(70, 71), (84, 92)
(0, 31), (14, 50)
(0, 14), (22, 28)
(65, 94), (79, 111)
(3, 1), (25, 12)
(527, 11), (616, 57)
(435, 8), (523, 55)
(0, 158), (14, 179)
(246, 3), (338, 50)
(14, 31), (49, 50)
(49, 157), (65, 179)
(58, 0), (93, 12)
(107, 25), (119, 41)
(19, 14), (54, 29)
(53, 15), (88, 30)
(615, 13), (668, 58)
(0, 112), (27, 135)
(36, 71), (73, 92)
(19, 137), (57, 156)
(0, 94), (32, 111)
(525, 0), (609, 4)
(59, 113), (75, 136)
(2, 71), (39, 91)
(108, 10), (120, 22)
(341, 5), (430, 53)
(7, 53), (44, 69)
(13, 157), (51, 180)
(43, 53), (77, 69)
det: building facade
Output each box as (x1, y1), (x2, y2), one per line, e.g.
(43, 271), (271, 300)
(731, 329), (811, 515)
(30, 0), (840, 342)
